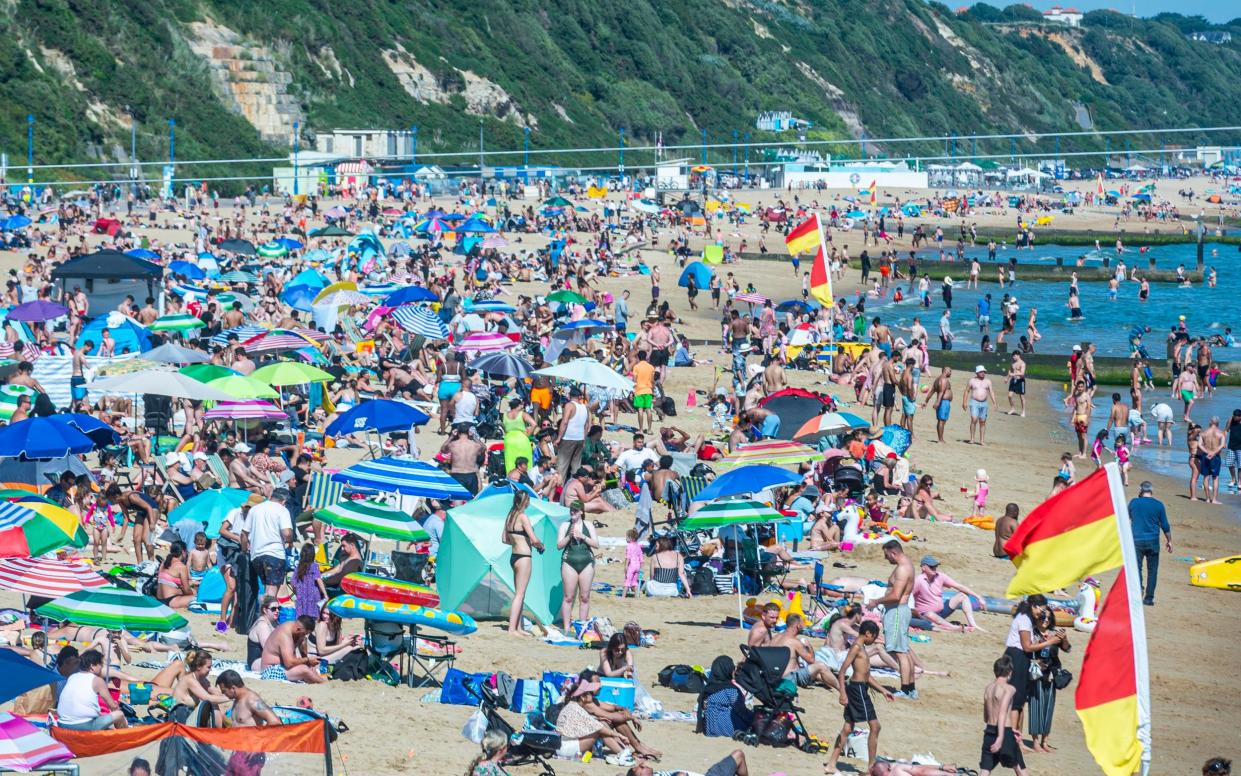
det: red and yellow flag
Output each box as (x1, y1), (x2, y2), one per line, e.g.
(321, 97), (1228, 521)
(1002, 465), (1125, 597)
(785, 214), (832, 307)
(1075, 567), (1149, 776)
(868, 180), (877, 206)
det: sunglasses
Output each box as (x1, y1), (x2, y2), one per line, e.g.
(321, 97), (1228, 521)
(265, 606), (280, 612)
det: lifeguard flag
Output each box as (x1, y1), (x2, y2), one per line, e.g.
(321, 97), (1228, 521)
(784, 215), (821, 256)
(1002, 464), (1126, 597)
(1075, 567), (1150, 776)
(785, 215), (832, 307)
(868, 180), (877, 206)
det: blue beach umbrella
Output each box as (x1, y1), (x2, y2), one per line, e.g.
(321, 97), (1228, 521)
(0, 649), (62, 704)
(383, 286), (439, 306)
(325, 400), (430, 437)
(168, 488), (251, 539)
(0, 215), (32, 232)
(44, 414), (121, 448)
(390, 305), (450, 339)
(275, 237), (304, 251)
(280, 284), (318, 313)
(125, 248), (160, 260)
(691, 464), (803, 502)
(776, 299), (819, 315)
(0, 418), (96, 459)
(332, 456), (471, 499)
(457, 215), (496, 234)
(167, 261), (206, 280)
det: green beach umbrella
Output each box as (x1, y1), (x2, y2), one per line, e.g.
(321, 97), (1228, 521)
(256, 242), (289, 259)
(438, 491), (568, 625)
(207, 375), (279, 400)
(680, 498), (783, 530)
(180, 364), (239, 383)
(315, 499), (429, 543)
(543, 196), (572, 208)
(545, 289), (587, 305)
(36, 585), (189, 632)
(148, 314), (205, 333)
(309, 225), (353, 238)
(167, 488), (250, 539)
(250, 362), (333, 387)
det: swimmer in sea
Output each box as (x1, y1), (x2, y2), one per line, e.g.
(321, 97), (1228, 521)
(1208, 266), (1217, 288)
(1067, 286), (1082, 320)
(1138, 277), (1150, 302)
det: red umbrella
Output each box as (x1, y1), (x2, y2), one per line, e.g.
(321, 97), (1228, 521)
(0, 557), (107, 597)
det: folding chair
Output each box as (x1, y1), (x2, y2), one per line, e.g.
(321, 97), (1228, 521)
(407, 625), (457, 688)
(392, 550), (428, 585)
(304, 469), (343, 512)
(205, 454), (230, 489)
(805, 561), (850, 624)
(152, 457), (185, 504)
(739, 536), (788, 594)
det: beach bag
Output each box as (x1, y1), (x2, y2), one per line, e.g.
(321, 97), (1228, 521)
(140, 574), (159, 599)
(751, 709), (794, 746)
(1053, 668), (1073, 691)
(330, 649), (369, 682)
(461, 709), (488, 744)
(690, 567), (717, 597)
(440, 669), (492, 706)
(658, 665), (706, 694)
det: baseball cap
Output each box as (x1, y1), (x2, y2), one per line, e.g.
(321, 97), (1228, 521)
(920, 555), (940, 568)
(1138, 481), (1153, 494)
(234, 442), (253, 454)
(1072, 344), (1082, 351)
(192, 452), (208, 461)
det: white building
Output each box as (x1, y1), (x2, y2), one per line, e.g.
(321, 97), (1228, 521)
(756, 111), (811, 133)
(1042, 6), (1083, 26)
(315, 130), (415, 160)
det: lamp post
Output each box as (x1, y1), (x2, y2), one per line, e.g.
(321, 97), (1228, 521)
(701, 128), (707, 164)
(411, 125), (418, 166)
(292, 121), (300, 196)
(524, 126), (531, 171)
(744, 133), (751, 176)
(26, 115), (34, 184)
(618, 128), (625, 175)
(732, 130), (738, 169)
(478, 120), (484, 177)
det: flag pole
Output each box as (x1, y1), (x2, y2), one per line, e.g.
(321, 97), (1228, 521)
(1103, 462), (1152, 773)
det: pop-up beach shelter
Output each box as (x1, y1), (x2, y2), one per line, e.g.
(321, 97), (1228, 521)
(437, 490), (568, 625)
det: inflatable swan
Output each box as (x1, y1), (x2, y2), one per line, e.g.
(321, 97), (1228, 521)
(1073, 579), (1101, 633)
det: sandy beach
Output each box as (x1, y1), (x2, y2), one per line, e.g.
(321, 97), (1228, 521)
(1, 176), (1238, 775)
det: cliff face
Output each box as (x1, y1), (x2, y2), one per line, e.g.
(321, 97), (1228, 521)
(1, 0), (1239, 178)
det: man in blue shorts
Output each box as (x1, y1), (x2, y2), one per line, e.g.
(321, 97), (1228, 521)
(921, 366), (954, 444)
(964, 366), (996, 446)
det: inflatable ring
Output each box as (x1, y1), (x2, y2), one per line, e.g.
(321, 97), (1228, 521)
(340, 572), (439, 608)
(1073, 616), (1097, 633)
(327, 594), (477, 636)
(889, 529), (915, 542)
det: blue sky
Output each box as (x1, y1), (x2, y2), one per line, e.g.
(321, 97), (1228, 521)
(1025, 1), (1237, 23)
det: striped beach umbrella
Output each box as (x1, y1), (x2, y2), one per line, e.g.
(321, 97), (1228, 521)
(721, 440), (819, 467)
(241, 329), (322, 354)
(211, 324), (267, 347)
(148, 313), (205, 333)
(332, 456), (472, 500)
(680, 499), (783, 530)
(36, 585), (189, 632)
(256, 241), (289, 259)
(391, 305), (450, 339)
(250, 361), (333, 386)
(0, 501), (89, 558)
(315, 499), (430, 542)
(219, 270), (258, 284)
(0, 557), (107, 597)
(0, 712), (72, 771)
(170, 283), (210, 299)
(203, 400), (286, 421)
(792, 411), (871, 442)
(734, 292), (768, 305)
(358, 282), (402, 298)
(453, 331), (516, 353)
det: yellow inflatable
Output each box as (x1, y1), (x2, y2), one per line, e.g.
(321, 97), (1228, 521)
(1189, 555), (1241, 591)
(964, 515), (996, 530)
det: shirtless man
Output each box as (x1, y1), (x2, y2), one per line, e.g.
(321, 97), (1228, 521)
(879, 354), (899, 427)
(260, 615), (327, 684)
(898, 358), (916, 432)
(1105, 392), (1129, 444)
(1005, 353), (1026, 417)
(746, 602), (780, 647)
(221, 302), (245, 330)
(561, 468), (615, 514)
(762, 358), (787, 395)
(1199, 418), (1225, 504)
(776, 614), (834, 691)
(137, 297), (159, 326)
(1066, 382), (1093, 458)
(921, 367), (953, 444)
(962, 366), (996, 446)
(809, 505), (841, 550)
(215, 670), (281, 726)
(9, 361), (46, 396)
(979, 656), (1028, 776)
(864, 540), (916, 698)
(822, 621), (892, 775)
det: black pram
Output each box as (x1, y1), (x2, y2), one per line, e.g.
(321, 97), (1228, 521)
(732, 645), (825, 753)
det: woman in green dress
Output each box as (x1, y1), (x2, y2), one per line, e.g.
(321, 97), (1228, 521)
(502, 397), (536, 475)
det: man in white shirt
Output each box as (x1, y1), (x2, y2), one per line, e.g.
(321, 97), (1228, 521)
(615, 433), (659, 474)
(451, 376), (479, 427)
(242, 487), (294, 598)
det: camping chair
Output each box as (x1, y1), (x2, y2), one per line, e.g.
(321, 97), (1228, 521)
(738, 536), (788, 594)
(205, 454), (230, 489)
(391, 550), (429, 585)
(805, 561), (850, 624)
(152, 457), (185, 504)
(304, 469), (343, 512)
(364, 620), (411, 686)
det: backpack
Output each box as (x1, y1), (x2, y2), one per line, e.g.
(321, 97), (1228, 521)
(660, 396), (677, 416)
(140, 574), (159, 599)
(330, 649), (370, 682)
(689, 567), (717, 597)
(752, 709), (794, 746)
(658, 664), (706, 694)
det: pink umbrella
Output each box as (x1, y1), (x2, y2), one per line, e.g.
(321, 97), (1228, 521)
(481, 235), (509, 249)
(0, 712), (73, 771)
(453, 331), (517, 353)
(203, 400), (286, 421)
(0, 557), (107, 598)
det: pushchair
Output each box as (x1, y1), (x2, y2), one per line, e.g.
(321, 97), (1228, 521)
(732, 645), (825, 753)
(469, 682), (560, 776)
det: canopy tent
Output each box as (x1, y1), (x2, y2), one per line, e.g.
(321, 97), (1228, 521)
(438, 492), (569, 624)
(757, 387), (833, 441)
(50, 250), (162, 314)
(75, 313), (152, 355)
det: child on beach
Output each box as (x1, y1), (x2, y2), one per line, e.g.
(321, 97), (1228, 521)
(979, 655), (1028, 776)
(623, 529), (643, 598)
(291, 543), (328, 619)
(1090, 430), (1109, 470)
(1056, 453), (1076, 484)
(967, 469), (990, 517)
(77, 490), (116, 565)
(188, 532), (215, 587)
(1114, 435), (1132, 485)
(824, 620), (893, 776)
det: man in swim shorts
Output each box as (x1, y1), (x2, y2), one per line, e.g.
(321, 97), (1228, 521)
(964, 366), (996, 445)
(1005, 353), (1026, 417)
(823, 620), (892, 775)
(865, 540), (916, 698)
(980, 656), (1028, 775)
(921, 367), (953, 444)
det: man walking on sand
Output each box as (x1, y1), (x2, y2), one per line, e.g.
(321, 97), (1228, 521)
(979, 655), (1028, 776)
(1127, 481), (1172, 606)
(1199, 417), (1225, 504)
(864, 540), (916, 698)
(922, 367), (953, 444)
(964, 366), (996, 445)
(1005, 353), (1026, 417)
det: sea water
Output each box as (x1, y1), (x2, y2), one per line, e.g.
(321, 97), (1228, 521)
(864, 242), (1240, 357)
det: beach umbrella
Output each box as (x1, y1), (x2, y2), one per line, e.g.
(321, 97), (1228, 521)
(792, 411), (871, 442)
(125, 248), (160, 260)
(275, 237), (304, 251)
(0, 557), (107, 597)
(0, 652), (62, 705)
(680, 499), (783, 530)
(203, 400), (286, 421)
(413, 217), (448, 235)
(325, 399), (430, 437)
(391, 305), (450, 339)
(251, 361), (333, 387)
(167, 488), (250, 539)
(210, 325), (268, 347)
(776, 299), (819, 315)
(36, 585), (188, 632)
(0, 417), (96, 459)
(167, 260), (206, 280)
(454, 331), (516, 353)
(332, 456), (472, 500)
(241, 329), (323, 355)
(457, 215), (496, 234)
(0, 215), (33, 232)
(0, 456), (91, 493)
(545, 289), (586, 305)
(468, 300), (516, 313)
(721, 440), (819, 468)
(323, 206), (349, 219)
(309, 225), (352, 238)
(470, 352), (533, 379)
(734, 292), (768, 306)
(878, 425), (913, 455)
(218, 239), (256, 256)
(534, 357), (635, 393)
(179, 364), (238, 382)
(144, 342), (211, 364)
(482, 235), (508, 249)
(554, 319), (610, 336)
(383, 286), (439, 306)
(315, 499), (429, 543)
(42, 414), (120, 448)
(6, 301), (68, 323)
(0, 712), (73, 770)
(788, 323), (825, 347)
(219, 270), (258, 284)
(313, 288), (371, 308)
(758, 388), (835, 440)
(0, 490), (53, 504)
(543, 196), (572, 208)
(280, 284), (318, 313)
(691, 464), (802, 502)
(91, 370), (236, 401)
(256, 242), (289, 259)
(148, 313), (205, 333)
(0, 501), (89, 557)
(207, 375), (279, 400)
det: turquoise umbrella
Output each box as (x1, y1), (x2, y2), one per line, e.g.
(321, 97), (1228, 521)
(167, 488), (250, 539)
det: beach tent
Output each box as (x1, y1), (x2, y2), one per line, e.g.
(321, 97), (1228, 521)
(50, 250), (161, 314)
(678, 261), (713, 289)
(75, 313), (151, 355)
(702, 245), (725, 264)
(757, 387), (833, 440)
(437, 491), (569, 624)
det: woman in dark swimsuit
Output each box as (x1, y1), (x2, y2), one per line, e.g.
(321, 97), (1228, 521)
(502, 491), (544, 636)
(105, 485), (160, 564)
(556, 500), (599, 633)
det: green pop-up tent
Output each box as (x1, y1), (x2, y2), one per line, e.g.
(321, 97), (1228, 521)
(437, 490), (569, 625)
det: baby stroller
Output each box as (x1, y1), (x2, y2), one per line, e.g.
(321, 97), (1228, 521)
(732, 645), (825, 753)
(469, 682), (560, 776)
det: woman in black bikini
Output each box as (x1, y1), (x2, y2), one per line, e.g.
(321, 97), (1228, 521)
(502, 491), (544, 636)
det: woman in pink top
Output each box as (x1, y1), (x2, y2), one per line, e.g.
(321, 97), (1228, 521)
(911, 555), (986, 633)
